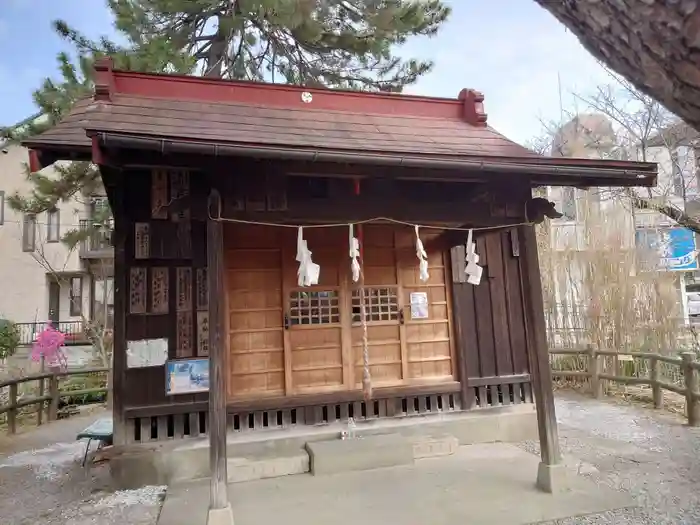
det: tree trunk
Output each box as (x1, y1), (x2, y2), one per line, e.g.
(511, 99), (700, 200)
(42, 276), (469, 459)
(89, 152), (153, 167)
(534, 0), (700, 131)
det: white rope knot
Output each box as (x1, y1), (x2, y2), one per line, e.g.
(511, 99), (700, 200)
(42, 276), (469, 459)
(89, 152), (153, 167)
(464, 229), (483, 285)
(415, 225), (429, 282)
(349, 224), (361, 283)
(296, 226), (320, 287)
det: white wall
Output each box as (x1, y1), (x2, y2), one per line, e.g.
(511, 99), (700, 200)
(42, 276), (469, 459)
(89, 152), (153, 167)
(0, 144), (86, 323)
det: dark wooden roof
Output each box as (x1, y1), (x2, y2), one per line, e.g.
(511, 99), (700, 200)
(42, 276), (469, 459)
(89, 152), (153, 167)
(22, 58), (658, 187)
(31, 94), (537, 159)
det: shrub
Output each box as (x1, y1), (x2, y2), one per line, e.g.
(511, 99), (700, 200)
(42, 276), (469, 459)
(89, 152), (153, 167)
(0, 319), (20, 361)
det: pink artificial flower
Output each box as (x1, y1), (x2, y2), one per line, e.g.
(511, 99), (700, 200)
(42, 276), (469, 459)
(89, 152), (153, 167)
(31, 323), (67, 369)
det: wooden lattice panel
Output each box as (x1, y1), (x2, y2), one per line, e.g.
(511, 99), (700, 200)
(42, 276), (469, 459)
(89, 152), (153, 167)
(289, 290), (340, 325)
(351, 287), (399, 323)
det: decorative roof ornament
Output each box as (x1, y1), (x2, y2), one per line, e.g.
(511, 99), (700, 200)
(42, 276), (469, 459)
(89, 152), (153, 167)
(415, 226), (429, 282)
(349, 224), (361, 283)
(464, 229), (483, 285)
(296, 227), (320, 287)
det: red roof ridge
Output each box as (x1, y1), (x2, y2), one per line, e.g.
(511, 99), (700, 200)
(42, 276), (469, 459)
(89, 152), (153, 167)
(93, 57), (489, 126)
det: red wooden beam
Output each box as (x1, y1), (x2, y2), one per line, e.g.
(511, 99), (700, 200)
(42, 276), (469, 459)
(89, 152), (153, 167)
(97, 57), (485, 122)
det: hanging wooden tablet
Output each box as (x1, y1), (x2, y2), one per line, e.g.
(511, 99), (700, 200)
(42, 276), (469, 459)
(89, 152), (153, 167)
(151, 267), (169, 314)
(176, 267), (192, 312)
(196, 268), (208, 311)
(134, 223), (150, 260)
(170, 170), (190, 199)
(176, 213), (192, 259)
(151, 169), (168, 219)
(196, 311), (210, 356)
(176, 311), (193, 357)
(129, 267), (147, 314)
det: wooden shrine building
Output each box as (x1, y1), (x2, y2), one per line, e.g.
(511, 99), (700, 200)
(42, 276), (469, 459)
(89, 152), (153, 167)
(23, 58), (657, 502)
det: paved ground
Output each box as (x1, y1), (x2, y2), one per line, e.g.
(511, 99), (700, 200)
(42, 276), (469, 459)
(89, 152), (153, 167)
(522, 391), (700, 524)
(1, 392), (699, 524)
(0, 410), (164, 525)
(159, 442), (632, 525)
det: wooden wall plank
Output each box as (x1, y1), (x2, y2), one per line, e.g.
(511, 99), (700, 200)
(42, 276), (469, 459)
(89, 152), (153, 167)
(473, 235), (495, 377)
(503, 229), (529, 375)
(486, 232), (514, 376)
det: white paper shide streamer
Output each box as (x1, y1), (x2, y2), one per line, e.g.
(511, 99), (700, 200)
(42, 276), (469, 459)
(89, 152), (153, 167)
(464, 229), (483, 285)
(296, 226), (320, 286)
(349, 224), (361, 283)
(415, 226), (430, 282)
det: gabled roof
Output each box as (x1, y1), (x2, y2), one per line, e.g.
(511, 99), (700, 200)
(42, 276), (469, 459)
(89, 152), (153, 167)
(23, 58), (657, 187)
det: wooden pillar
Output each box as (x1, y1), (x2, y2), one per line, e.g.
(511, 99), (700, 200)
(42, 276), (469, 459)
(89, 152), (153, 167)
(518, 224), (563, 492)
(107, 168), (127, 446)
(206, 189), (234, 525)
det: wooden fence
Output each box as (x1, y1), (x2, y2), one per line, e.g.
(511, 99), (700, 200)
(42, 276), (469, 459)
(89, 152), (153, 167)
(0, 367), (108, 435)
(550, 346), (700, 426)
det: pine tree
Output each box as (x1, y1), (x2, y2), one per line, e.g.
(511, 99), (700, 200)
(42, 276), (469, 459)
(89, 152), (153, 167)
(2, 0), (450, 237)
(103, 0), (450, 89)
(1, 25), (196, 235)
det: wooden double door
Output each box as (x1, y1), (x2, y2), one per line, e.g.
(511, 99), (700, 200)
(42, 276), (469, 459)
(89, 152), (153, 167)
(224, 224), (455, 401)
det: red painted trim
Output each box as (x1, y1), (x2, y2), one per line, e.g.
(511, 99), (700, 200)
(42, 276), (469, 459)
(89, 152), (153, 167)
(94, 57), (115, 101)
(91, 55), (473, 120)
(28, 149), (41, 172)
(459, 89), (488, 127)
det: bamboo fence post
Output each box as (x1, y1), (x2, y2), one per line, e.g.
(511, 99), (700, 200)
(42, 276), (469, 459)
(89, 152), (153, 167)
(588, 344), (602, 399)
(48, 374), (59, 421)
(681, 352), (699, 427)
(649, 355), (663, 409)
(7, 383), (17, 434)
(37, 357), (45, 426)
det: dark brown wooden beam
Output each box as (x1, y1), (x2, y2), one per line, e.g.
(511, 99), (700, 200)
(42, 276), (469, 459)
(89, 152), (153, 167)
(518, 224), (563, 492)
(108, 166), (127, 446)
(122, 381), (462, 419)
(206, 189), (232, 522)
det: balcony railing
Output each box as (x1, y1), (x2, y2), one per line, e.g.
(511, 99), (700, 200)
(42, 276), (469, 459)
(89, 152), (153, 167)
(79, 220), (114, 258)
(14, 321), (89, 347)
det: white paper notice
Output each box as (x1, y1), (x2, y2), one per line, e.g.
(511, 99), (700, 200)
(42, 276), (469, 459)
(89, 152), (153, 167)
(127, 338), (169, 368)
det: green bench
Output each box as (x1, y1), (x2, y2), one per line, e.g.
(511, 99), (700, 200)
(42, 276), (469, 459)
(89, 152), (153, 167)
(76, 417), (113, 467)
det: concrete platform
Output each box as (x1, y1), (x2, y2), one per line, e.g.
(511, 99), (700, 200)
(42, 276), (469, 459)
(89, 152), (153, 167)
(157, 443), (635, 525)
(306, 433), (415, 475)
(111, 404), (536, 489)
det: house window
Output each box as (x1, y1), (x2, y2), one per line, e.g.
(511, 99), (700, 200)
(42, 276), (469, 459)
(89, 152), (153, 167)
(69, 276), (83, 316)
(91, 196), (110, 219)
(0, 191), (4, 226)
(91, 277), (114, 328)
(559, 187), (577, 221)
(47, 208), (60, 243)
(22, 214), (36, 252)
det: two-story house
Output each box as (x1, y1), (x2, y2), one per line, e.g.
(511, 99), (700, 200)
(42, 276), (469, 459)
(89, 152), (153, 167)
(0, 114), (114, 350)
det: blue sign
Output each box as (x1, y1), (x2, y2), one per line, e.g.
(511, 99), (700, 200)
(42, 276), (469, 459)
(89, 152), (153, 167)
(165, 358), (210, 395)
(635, 227), (698, 271)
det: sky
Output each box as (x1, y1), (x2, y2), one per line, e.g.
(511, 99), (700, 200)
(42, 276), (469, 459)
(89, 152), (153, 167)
(0, 0), (613, 145)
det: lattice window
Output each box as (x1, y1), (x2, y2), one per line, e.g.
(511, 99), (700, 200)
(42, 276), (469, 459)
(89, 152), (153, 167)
(351, 287), (399, 323)
(289, 290), (340, 325)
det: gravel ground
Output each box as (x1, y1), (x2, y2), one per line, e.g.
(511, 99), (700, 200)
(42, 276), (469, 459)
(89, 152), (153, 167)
(521, 391), (700, 524)
(0, 410), (163, 525)
(2, 393), (700, 524)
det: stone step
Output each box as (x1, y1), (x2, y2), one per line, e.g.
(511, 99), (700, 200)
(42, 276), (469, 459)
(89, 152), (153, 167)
(306, 433), (459, 476)
(227, 448), (309, 483)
